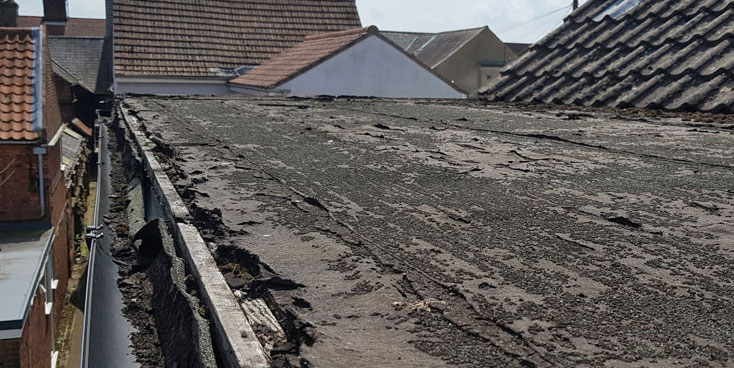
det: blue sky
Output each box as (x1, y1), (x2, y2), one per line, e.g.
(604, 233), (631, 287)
(18, 0), (588, 43)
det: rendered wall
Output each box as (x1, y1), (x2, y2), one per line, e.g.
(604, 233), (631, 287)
(281, 36), (464, 99)
(434, 28), (512, 95)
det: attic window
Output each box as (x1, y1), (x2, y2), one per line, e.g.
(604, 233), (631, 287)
(593, 0), (641, 21)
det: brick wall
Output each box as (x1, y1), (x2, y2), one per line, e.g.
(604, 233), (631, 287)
(19, 288), (51, 368)
(0, 339), (20, 368)
(0, 145), (42, 222)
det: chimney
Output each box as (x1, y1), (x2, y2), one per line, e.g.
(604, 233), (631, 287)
(43, 0), (68, 23)
(0, 0), (18, 27)
(43, 0), (67, 35)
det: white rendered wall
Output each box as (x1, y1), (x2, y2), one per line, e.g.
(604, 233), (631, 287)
(116, 79), (231, 95)
(280, 36), (465, 99)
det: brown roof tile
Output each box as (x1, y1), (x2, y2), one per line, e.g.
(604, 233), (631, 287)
(0, 28), (38, 141)
(230, 27), (369, 88)
(113, 0), (362, 78)
(17, 16), (106, 37)
(484, 0), (734, 113)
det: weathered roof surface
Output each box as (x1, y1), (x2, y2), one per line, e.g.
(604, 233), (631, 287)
(48, 37), (113, 94)
(61, 125), (84, 175)
(0, 221), (53, 335)
(381, 27), (485, 68)
(17, 16), (106, 37)
(230, 27), (369, 89)
(505, 42), (531, 56)
(485, 0), (734, 113)
(123, 96), (734, 366)
(113, 0), (363, 78)
(0, 28), (39, 141)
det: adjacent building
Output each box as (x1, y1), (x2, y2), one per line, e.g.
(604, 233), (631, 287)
(484, 0), (734, 112)
(0, 24), (78, 368)
(229, 26), (466, 98)
(19, 0), (113, 124)
(112, 0), (363, 95)
(382, 27), (527, 95)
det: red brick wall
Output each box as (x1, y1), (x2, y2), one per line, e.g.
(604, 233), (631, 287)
(42, 31), (63, 141)
(19, 289), (51, 368)
(0, 145), (42, 222)
(0, 338), (20, 368)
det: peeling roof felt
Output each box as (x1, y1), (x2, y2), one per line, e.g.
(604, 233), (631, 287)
(230, 27), (370, 89)
(484, 0), (734, 113)
(381, 27), (485, 68)
(17, 16), (106, 37)
(113, 0), (362, 78)
(0, 27), (40, 142)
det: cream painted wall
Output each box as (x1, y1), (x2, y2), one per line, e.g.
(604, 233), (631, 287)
(279, 35), (465, 99)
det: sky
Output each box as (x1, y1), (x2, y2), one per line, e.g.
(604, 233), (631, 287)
(17, 0), (589, 43)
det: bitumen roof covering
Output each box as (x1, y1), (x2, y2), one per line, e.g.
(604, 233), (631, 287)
(484, 0), (734, 113)
(113, 0), (362, 78)
(17, 16), (106, 37)
(230, 27), (370, 89)
(0, 221), (53, 332)
(0, 27), (40, 142)
(381, 27), (485, 68)
(121, 96), (734, 366)
(48, 36), (113, 95)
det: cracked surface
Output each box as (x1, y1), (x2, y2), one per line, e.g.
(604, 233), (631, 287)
(122, 97), (734, 367)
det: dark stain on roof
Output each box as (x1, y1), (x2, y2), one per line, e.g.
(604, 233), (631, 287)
(484, 0), (734, 113)
(113, 0), (362, 78)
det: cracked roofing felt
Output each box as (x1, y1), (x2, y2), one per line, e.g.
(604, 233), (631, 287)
(122, 97), (734, 367)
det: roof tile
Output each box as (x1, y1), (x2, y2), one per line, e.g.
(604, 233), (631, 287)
(113, 0), (362, 78)
(485, 0), (734, 112)
(0, 28), (38, 141)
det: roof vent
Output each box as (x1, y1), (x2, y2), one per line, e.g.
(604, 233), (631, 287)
(593, 0), (641, 21)
(0, 0), (18, 27)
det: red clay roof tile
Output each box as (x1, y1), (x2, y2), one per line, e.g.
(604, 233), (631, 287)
(0, 28), (39, 141)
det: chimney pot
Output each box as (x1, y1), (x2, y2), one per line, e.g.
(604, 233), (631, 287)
(0, 0), (18, 27)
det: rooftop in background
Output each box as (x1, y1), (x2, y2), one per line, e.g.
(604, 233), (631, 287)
(0, 27), (40, 142)
(17, 16), (105, 37)
(381, 27), (487, 68)
(0, 221), (53, 337)
(484, 0), (734, 113)
(230, 27), (370, 89)
(113, 0), (362, 78)
(504, 42), (531, 56)
(48, 36), (112, 94)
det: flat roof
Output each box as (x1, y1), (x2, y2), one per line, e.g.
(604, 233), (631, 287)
(121, 96), (734, 366)
(0, 222), (53, 337)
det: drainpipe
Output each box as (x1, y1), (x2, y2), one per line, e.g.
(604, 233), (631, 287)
(573, 0), (579, 10)
(33, 146), (47, 218)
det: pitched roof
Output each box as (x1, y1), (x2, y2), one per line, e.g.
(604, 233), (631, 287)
(0, 27), (40, 141)
(484, 0), (734, 113)
(48, 37), (113, 94)
(17, 16), (106, 37)
(113, 0), (362, 78)
(505, 42), (531, 56)
(230, 27), (370, 89)
(381, 27), (485, 68)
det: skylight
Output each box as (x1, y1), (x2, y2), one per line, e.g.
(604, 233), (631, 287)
(593, 0), (642, 21)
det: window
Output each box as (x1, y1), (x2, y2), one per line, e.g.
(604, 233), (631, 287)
(593, 0), (642, 21)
